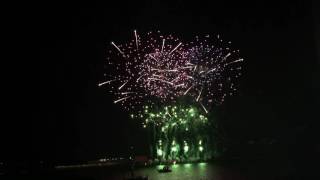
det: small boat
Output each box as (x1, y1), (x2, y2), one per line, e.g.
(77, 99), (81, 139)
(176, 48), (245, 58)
(157, 165), (172, 173)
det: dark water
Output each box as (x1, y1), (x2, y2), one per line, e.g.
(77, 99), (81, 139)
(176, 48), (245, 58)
(28, 161), (318, 180)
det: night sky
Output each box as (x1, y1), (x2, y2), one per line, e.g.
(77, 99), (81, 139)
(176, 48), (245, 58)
(4, 1), (319, 165)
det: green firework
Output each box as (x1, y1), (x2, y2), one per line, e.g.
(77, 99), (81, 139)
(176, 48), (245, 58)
(132, 104), (211, 162)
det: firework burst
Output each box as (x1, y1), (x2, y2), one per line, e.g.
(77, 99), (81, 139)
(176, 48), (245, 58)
(99, 30), (243, 112)
(99, 30), (190, 110)
(182, 35), (243, 111)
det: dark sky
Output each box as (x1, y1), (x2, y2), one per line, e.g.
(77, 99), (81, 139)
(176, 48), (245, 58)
(4, 1), (319, 163)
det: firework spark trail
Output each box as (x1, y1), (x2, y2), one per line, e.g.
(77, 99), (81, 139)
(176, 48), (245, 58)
(134, 30), (139, 50)
(224, 58), (244, 66)
(200, 102), (208, 114)
(169, 42), (182, 54)
(196, 88), (203, 102)
(114, 97), (130, 104)
(161, 39), (165, 52)
(98, 80), (115, 86)
(170, 77), (180, 83)
(147, 78), (174, 85)
(111, 42), (124, 54)
(151, 68), (178, 72)
(223, 53), (231, 61)
(185, 75), (194, 79)
(206, 68), (216, 74)
(193, 65), (197, 72)
(180, 66), (194, 69)
(118, 80), (129, 90)
(184, 85), (194, 95)
(136, 74), (145, 82)
(152, 74), (164, 78)
(174, 83), (185, 88)
(186, 62), (195, 66)
(149, 54), (158, 61)
(120, 92), (135, 95)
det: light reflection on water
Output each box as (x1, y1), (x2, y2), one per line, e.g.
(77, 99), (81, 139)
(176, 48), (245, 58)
(133, 162), (243, 180)
(127, 160), (297, 180)
(53, 161), (295, 180)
